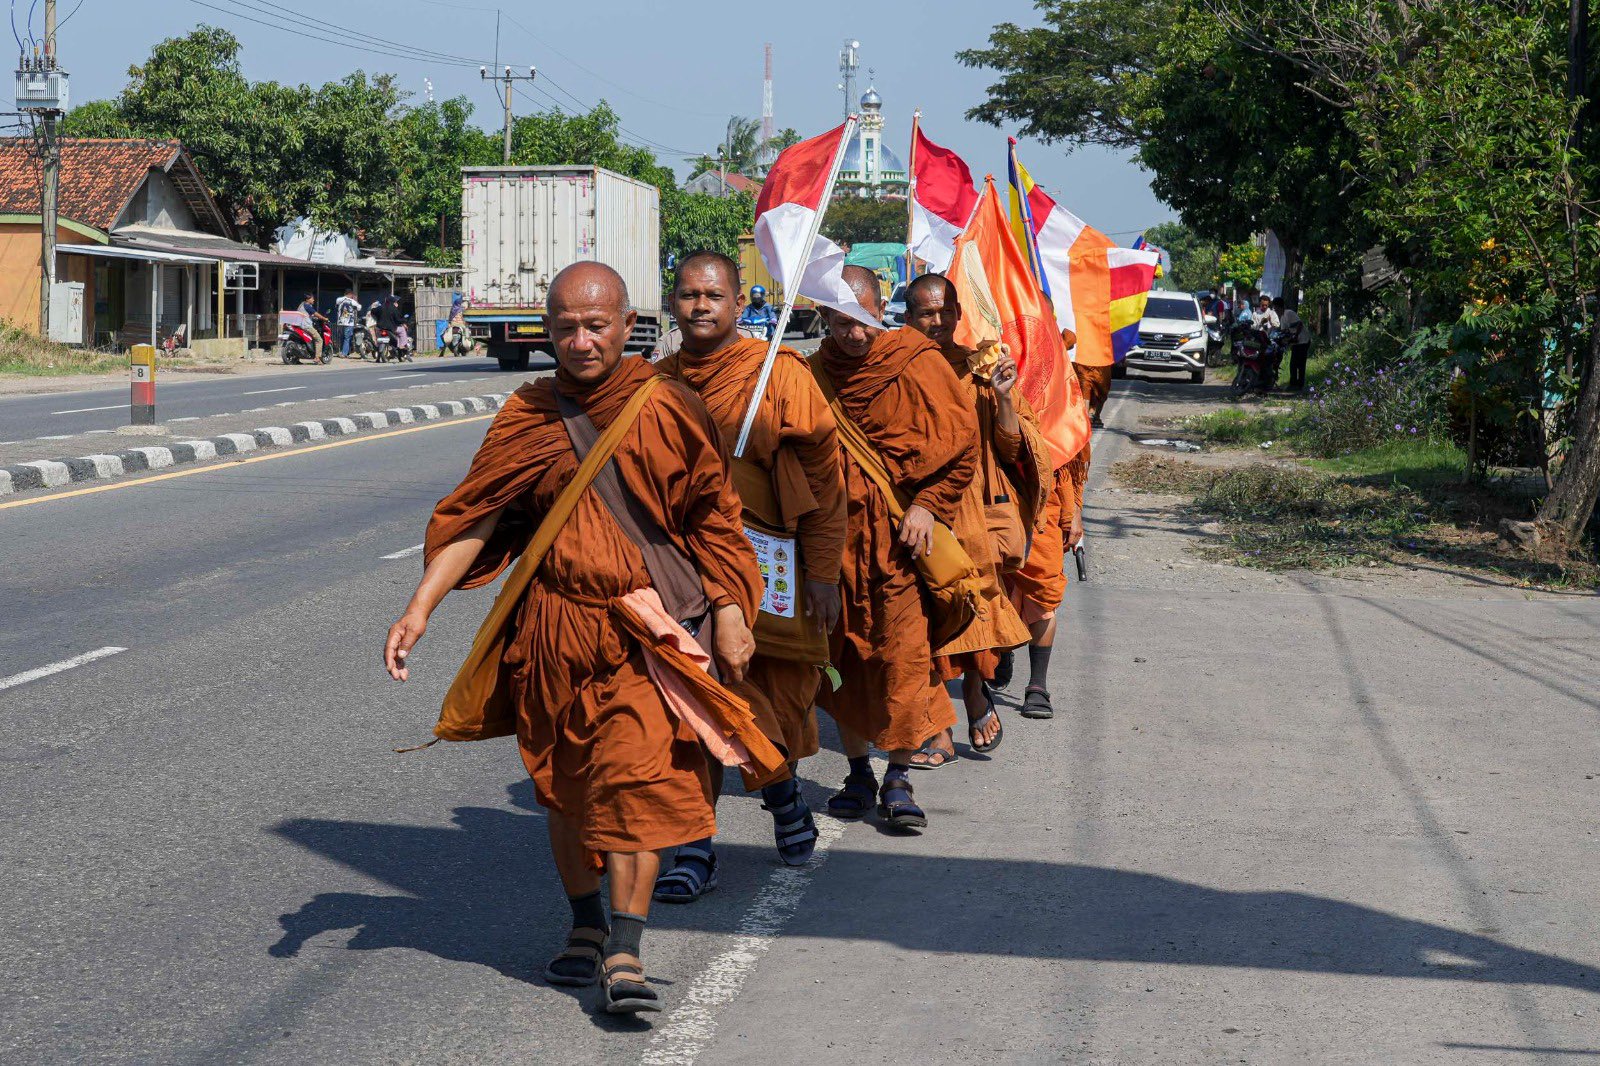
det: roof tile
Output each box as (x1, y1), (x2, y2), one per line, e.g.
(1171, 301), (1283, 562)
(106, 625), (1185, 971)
(0, 137), (181, 231)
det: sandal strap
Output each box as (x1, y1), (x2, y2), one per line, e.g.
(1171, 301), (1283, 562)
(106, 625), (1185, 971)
(968, 705), (999, 729)
(673, 844), (715, 865)
(605, 963), (646, 980)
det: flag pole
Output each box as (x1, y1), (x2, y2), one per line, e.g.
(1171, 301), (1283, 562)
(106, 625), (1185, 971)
(904, 109), (921, 285)
(1008, 136), (1050, 293)
(734, 114), (859, 458)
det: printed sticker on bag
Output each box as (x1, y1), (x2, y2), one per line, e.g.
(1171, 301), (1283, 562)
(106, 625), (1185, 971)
(743, 526), (797, 619)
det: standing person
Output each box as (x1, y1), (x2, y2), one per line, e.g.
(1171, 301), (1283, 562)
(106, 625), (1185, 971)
(738, 284), (780, 340)
(1276, 297), (1310, 391)
(383, 262), (764, 1014)
(1066, 315), (1115, 428)
(335, 289), (361, 358)
(811, 266), (979, 832)
(296, 293), (328, 363)
(1256, 295), (1282, 388)
(1234, 294), (1254, 330)
(899, 274), (1051, 766)
(651, 251), (846, 898)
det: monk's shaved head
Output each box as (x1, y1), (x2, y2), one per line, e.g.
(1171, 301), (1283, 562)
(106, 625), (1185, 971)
(548, 261), (631, 315)
(905, 273), (957, 312)
(841, 264), (883, 316)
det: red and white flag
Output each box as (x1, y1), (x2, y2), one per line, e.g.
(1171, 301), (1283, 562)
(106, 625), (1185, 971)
(753, 122), (878, 327)
(908, 124), (979, 273)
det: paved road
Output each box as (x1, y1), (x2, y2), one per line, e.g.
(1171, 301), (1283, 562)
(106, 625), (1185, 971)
(1, 378), (1596, 1064)
(0, 355), (529, 443)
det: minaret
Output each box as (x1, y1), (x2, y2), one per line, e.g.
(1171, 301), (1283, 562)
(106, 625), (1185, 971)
(859, 72), (884, 188)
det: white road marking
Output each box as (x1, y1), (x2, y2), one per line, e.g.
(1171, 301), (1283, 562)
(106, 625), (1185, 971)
(378, 375), (413, 381)
(0, 646), (128, 692)
(381, 543), (424, 560)
(168, 416), (199, 423)
(51, 403), (125, 414)
(38, 434), (72, 440)
(641, 818), (847, 1065)
(242, 387), (306, 396)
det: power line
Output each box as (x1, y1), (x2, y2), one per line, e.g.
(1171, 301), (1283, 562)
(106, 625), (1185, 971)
(56, 0), (83, 30)
(196, 0), (479, 68)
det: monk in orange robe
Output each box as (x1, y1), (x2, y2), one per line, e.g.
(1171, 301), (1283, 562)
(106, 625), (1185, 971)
(897, 274), (1052, 767)
(1001, 327), (1090, 718)
(651, 250), (845, 896)
(1074, 348), (1115, 428)
(383, 262), (761, 1015)
(812, 265), (978, 832)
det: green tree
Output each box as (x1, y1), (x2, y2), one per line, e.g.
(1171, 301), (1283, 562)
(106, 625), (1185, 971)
(1216, 241), (1264, 291)
(1142, 220), (1220, 291)
(393, 98), (498, 262)
(660, 190), (755, 287)
(763, 127), (802, 158)
(820, 197), (906, 247)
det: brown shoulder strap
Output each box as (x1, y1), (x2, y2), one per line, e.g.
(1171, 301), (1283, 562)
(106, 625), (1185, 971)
(558, 388), (709, 624)
(809, 360), (908, 521)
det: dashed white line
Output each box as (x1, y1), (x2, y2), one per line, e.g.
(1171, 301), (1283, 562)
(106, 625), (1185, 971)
(169, 416), (199, 423)
(380, 543), (424, 560)
(242, 387), (306, 396)
(378, 375), (414, 381)
(640, 818), (846, 1065)
(38, 434), (72, 440)
(0, 646), (128, 692)
(51, 403), (125, 415)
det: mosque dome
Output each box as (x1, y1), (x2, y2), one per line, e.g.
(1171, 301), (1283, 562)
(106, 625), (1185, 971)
(839, 131), (905, 177)
(860, 86), (882, 110)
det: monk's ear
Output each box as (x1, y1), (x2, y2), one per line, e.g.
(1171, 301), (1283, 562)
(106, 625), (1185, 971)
(737, 292), (747, 311)
(623, 307), (638, 338)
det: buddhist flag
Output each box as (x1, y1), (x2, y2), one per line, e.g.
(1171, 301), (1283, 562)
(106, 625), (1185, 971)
(908, 122), (979, 273)
(1010, 149), (1160, 366)
(753, 121), (877, 327)
(949, 177), (1091, 469)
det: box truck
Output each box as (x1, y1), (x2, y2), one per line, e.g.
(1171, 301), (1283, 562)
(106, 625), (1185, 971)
(736, 234), (826, 340)
(461, 165), (662, 371)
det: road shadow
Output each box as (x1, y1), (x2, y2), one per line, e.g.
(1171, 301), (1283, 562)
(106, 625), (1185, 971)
(269, 786), (1598, 998)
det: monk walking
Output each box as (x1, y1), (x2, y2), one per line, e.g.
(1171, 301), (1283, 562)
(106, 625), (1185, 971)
(383, 262), (762, 1014)
(652, 250), (846, 899)
(812, 265), (979, 831)
(1000, 327), (1089, 718)
(898, 274), (1052, 767)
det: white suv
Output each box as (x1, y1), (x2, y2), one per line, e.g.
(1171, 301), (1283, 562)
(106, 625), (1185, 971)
(1118, 291), (1209, 384)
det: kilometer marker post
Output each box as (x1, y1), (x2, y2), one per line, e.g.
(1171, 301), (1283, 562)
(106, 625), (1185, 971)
(129, 343), (156, 425)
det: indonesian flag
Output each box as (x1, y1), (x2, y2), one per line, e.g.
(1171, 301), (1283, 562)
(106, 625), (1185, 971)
(753, 123), (878, 327)
(908, 124), (978, 273)
(1015, 163), (1160, 367)
(950, 177), (1091, 469)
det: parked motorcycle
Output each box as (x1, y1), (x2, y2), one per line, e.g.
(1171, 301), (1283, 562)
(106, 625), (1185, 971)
(1229, 323), (1269, 396)
(278, 312), (333, 365)
(349, 323), (377, 360)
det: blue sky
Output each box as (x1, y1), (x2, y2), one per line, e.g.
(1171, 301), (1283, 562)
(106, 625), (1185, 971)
(24, 0), (1174, 239)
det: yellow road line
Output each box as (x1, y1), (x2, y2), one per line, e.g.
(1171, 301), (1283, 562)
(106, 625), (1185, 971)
(0, 414), (495, 511)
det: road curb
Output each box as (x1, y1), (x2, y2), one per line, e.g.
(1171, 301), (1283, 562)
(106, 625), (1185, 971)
(0, 393), (509, 496)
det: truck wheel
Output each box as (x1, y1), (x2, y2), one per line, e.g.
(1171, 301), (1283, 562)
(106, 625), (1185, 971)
(497, 351), (530, 372)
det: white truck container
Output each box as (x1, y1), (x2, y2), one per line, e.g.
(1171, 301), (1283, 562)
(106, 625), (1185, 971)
(461, 165), (662, 371)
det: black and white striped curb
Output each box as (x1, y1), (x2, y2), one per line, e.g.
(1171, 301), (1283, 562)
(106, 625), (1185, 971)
(0, 393), (509, 496)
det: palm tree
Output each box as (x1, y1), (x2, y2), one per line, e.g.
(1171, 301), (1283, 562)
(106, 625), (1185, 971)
(688, 116), (765, 180)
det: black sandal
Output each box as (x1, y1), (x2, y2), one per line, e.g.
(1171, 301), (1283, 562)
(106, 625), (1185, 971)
(1020, 685), (1054, 720)
(543, 927), (606, 987)
(827, 771), (878, 820)
(652, 844), (719, 903)
(602, 961), (662, 1014)
(877, 775), (928, 832)
(763, 789), (819, 866)
(968, 705), (1004, 754)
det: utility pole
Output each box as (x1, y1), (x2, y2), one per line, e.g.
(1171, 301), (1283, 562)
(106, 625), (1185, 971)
(16, 0), (66, 340)
(480, 65), (536, 164)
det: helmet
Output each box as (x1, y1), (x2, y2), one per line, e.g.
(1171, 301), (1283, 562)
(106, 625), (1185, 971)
(750, 285), (767, 298)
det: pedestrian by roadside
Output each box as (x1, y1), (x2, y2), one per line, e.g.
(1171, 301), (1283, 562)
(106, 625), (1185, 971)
(1274, 297), (1310, 391)
(297, 292), (329, 363)
(1234, 294), (1254, 330)
(335, 289), (361, 358)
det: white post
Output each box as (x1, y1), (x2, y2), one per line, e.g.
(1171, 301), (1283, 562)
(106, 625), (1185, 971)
(150, 263), (159, 348)
(733, 115), (860, 458)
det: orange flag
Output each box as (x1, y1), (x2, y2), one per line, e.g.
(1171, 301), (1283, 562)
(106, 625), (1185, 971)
(949, 177), (1090, 469)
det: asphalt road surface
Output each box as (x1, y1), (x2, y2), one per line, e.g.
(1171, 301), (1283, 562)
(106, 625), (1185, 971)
(2, 378), (1596, 1064)
(0, 354), (526, 443)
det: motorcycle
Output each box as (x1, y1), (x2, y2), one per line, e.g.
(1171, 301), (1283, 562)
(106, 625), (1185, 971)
(278, 311), (333, 365)
(1229, 323), (1269, 396)
(349, 323), (377, 360)
(439, 313), (473, 357)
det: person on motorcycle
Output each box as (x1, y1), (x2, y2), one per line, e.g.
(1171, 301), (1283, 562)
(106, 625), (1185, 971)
(738, 284), (779, 340)
(1255, 295), (1282, 389)
(296, 293), (329, 363)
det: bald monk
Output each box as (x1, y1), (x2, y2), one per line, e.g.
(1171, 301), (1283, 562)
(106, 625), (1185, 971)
(813, 265), (978, 831)
(899, 274), (1051, 767)
(652, 250), (845, 897)
(383, 262), (761, 1015)
(1000, 326), (1089, 717)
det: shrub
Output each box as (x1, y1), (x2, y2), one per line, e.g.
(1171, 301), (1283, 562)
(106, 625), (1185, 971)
(1299, 319), (1449, 456)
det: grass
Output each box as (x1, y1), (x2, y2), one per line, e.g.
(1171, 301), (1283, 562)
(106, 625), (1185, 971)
(0, 323), (237, 378)
(1184, 406), (1301, 445)
(1112, 453), (1600, 589)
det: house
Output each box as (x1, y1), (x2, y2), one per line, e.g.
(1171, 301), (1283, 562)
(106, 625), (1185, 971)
(0, 138), (454, 349)
(682, 170), (763, 199)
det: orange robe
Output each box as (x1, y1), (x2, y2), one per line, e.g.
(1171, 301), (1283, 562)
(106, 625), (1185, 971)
(812, 329), (977, 752)
(1075, 360), (1114, 422)
(656, 337), (847, 785)
(424, 355), (762, 855)
(932, 345), (1053, 679)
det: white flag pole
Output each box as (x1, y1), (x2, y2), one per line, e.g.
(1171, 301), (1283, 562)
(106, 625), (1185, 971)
(733, 114), (860, 459)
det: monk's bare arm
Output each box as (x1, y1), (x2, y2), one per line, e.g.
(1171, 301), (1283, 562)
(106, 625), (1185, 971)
(384, 508), (502, 681)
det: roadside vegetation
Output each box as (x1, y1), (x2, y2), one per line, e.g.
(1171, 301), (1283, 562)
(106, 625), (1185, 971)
(0, 323), (237, 378)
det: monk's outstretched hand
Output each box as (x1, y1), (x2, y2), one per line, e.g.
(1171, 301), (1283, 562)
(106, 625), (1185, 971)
(991, 353), (1019, 398)
(803, 579), (842, 634)
(712, 603), (755, 683)
(385, 609), (429, 682)
(898, 504), (936, 559)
